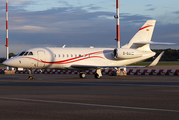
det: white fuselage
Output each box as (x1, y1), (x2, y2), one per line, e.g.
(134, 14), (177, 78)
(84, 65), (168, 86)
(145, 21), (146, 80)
(4, 47), (155, 70)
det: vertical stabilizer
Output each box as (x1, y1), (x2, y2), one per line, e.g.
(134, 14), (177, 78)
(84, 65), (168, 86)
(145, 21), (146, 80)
(122, 20), (156, 51)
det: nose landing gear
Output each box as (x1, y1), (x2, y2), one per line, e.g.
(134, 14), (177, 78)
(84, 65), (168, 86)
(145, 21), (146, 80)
(28, 69), (34, 80)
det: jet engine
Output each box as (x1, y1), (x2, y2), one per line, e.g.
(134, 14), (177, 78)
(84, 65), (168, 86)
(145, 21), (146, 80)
(113, 48), (142, 59)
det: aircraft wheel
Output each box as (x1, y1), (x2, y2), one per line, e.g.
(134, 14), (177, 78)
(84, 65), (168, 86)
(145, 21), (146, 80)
(28, 76), (34, 80)
(94, 73), (101, 79)
(79, 73), (86, 79)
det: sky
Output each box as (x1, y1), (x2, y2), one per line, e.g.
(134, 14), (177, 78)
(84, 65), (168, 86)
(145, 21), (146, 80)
(0, 0), (179, 57)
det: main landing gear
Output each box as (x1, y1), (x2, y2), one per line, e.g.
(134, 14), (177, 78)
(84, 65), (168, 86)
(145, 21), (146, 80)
(79, 69), (102, 79)
(79, 72), (86, 79)
(28, 69), (34, 80)
(94, 69), (102, 79)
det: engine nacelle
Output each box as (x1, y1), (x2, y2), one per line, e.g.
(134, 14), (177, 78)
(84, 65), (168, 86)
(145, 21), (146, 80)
(113, 48), (143, 59)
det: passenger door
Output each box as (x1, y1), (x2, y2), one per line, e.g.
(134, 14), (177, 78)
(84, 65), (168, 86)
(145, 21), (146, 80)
(37, 50), (45, 67)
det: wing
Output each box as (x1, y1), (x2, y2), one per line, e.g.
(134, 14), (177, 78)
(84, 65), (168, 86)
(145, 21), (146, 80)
(71, 65), (144, 70)
(71, 51), (164, 70)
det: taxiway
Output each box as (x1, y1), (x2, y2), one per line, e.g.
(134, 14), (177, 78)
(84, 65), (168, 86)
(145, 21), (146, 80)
(0, 74), (179, 120)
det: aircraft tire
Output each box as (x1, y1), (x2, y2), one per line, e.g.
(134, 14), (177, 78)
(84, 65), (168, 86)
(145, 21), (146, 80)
(94, 73), (101, 79)
(28, 76), (34, 80)
(79, 73), (86, 79)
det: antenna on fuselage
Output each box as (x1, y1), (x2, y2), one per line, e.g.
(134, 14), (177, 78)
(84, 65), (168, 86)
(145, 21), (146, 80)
(62, 45), (66, 48)
(114, 0), (120, 48)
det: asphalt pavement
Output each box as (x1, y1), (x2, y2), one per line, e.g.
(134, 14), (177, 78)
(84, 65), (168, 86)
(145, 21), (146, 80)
(0, 74), (179, 120)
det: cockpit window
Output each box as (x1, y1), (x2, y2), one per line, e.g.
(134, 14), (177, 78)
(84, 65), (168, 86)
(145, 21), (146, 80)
(19, 51), (25, 56)
(28, 52), (33, 55)
(24, 52), (29, 56)
(19, 51), (33, 56)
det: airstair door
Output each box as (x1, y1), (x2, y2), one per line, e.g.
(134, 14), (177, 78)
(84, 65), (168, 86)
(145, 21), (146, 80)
(37, 50), (45, 67)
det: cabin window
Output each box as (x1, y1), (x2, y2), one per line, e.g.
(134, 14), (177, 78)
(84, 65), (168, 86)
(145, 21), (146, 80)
(75, 54), (77, 57)
(63, 54), (65, 57)
(71, 54), (73, 58)
(79, 54), (82, 57)
(84, 54), (86, 57)
(58, 54), (60, 57)
(54, 54), (56, 57)
(67, 54), (69, 58)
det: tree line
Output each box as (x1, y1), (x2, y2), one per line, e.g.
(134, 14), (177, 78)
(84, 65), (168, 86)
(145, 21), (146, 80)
(0, 53), (16, 63)
(0, 49), (179, 63)
(149, 48), (179, 61)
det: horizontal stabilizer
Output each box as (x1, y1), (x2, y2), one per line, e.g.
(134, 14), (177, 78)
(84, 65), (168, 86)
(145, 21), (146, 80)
(134, 41), (175, 45)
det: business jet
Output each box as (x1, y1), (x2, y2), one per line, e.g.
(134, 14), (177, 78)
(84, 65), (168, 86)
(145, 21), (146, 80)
(2, 20), (174, 79)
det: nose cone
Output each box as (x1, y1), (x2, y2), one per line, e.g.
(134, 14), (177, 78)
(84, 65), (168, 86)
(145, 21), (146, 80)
(3, 58), (17, 67)
(3, 59), (11, 66)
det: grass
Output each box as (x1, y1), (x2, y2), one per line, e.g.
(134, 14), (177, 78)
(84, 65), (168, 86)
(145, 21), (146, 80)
(0, 63), (5, 67)
(0, 63), (5, 68)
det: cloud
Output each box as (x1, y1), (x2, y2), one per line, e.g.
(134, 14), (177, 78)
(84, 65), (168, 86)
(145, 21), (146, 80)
(0, 44), (32, 57)
(146, 4), (153, 7)
(173, 10), (179, 14)
(160, 33), (179, 38)
(0, 0), (27, 5)
(145, 8), (156, 11)
(155, 10), (179, 24)
(1, 6), (115, 33)
(0, 0), (27, 3)
(0, 1), (178, 57)
(145, 4), (156, 11)
(11, 25), (47, 33)
(9, 0), (27, 2)
(152, 23), (179, 46)
(120, 13), (153, 23)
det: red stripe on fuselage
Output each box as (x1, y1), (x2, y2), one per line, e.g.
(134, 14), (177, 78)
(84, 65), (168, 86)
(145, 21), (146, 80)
(23, 50), (112, 64)
(41, 56), (105, 64)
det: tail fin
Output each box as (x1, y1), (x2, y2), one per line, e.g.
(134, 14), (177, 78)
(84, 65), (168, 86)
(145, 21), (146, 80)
(122, 20), (156, 51)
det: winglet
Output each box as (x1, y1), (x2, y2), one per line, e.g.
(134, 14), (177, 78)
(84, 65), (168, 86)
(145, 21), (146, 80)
(147, 51), (164, 67)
